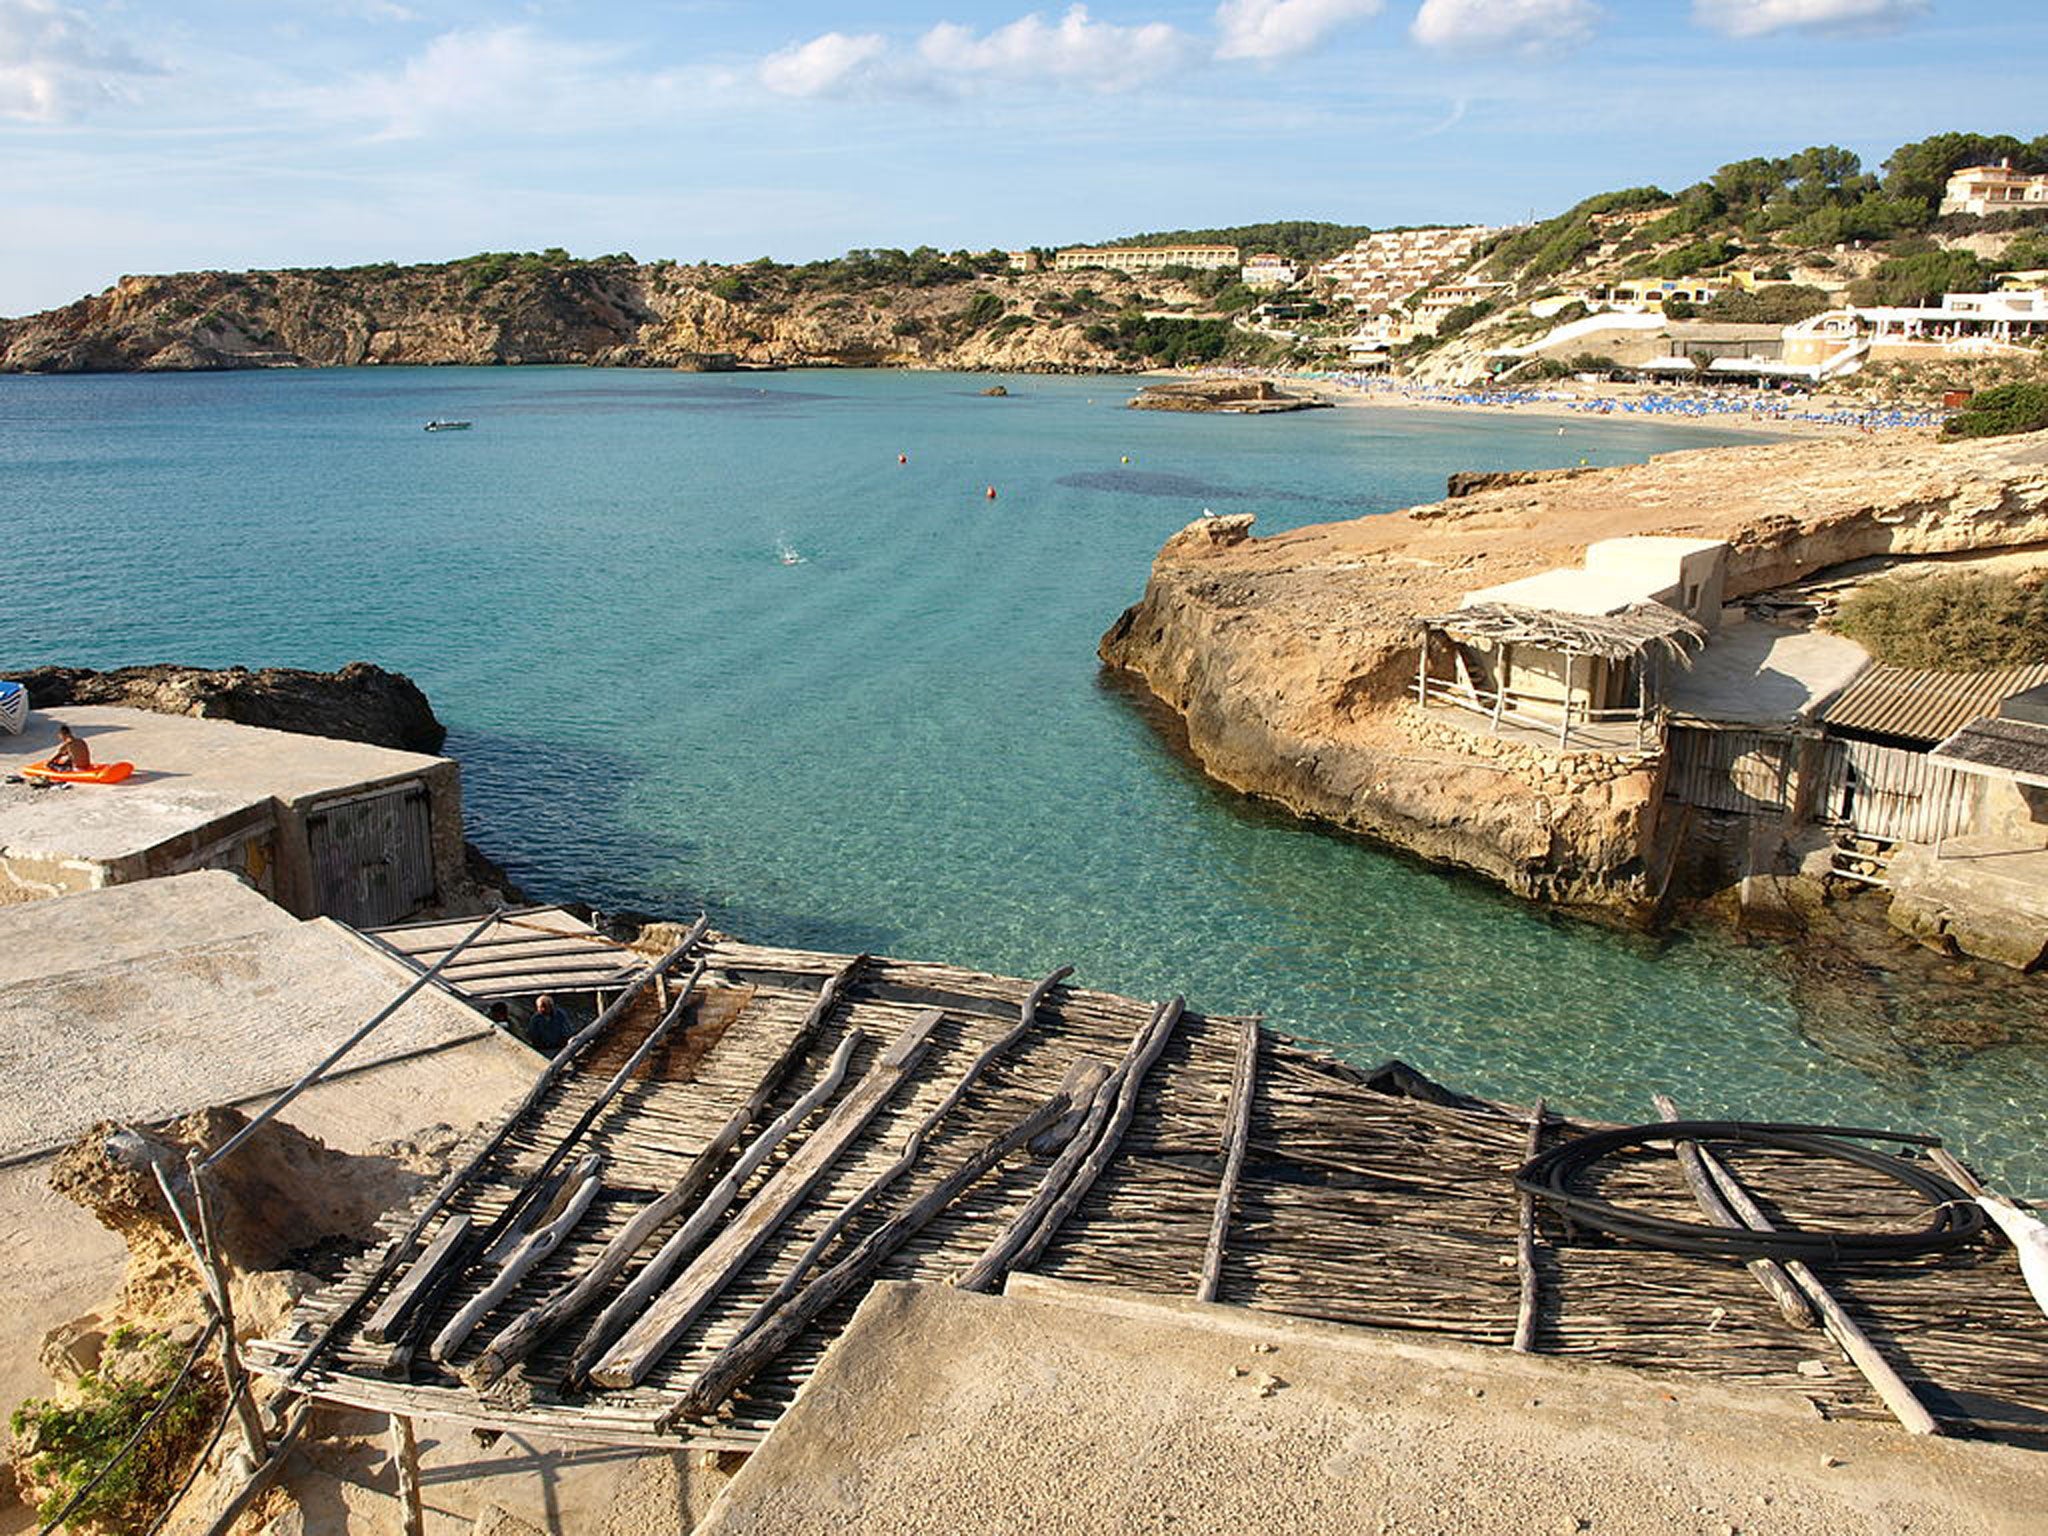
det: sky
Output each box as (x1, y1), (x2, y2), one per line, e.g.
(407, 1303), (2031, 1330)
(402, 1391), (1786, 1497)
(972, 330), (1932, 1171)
(1, 0), (2044, 315)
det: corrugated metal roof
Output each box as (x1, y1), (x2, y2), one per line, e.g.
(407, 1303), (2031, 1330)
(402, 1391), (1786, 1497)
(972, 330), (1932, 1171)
(1820, 663), (2048, 745)
(1931, 717), (2048, 789)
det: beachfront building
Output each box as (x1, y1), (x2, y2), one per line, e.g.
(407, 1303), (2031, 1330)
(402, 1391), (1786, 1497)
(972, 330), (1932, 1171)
(1413, 538), (1724, 752)
(1781, 290), (2048, 370)
(1939, 162), (2048, 217)
(1411, 279), (1509, 334)
(1240, 253), (1299, 289)
(1574, 274), (1752, 314)
(1316, 226), (1495, 319)
(1052, 244), (1240, 275)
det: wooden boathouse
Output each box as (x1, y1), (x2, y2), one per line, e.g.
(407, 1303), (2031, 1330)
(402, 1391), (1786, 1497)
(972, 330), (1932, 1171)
(250, 926), (2048, 1459)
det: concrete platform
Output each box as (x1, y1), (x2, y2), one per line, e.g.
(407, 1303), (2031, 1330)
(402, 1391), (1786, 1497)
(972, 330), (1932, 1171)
(697, 1276), (2047, 1535)
(0, 898), (537, 1163)
(0, 868), (294, 987)
(0, 705), (460, 917)
(1669, 614), (1869, 727)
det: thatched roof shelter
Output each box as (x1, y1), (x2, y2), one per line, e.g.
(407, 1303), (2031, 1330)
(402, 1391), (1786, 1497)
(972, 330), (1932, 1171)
(1415, 602), (1708, 663)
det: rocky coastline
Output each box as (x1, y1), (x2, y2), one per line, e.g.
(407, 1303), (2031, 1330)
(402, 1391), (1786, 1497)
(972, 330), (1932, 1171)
(1097, 430), (2048, 920)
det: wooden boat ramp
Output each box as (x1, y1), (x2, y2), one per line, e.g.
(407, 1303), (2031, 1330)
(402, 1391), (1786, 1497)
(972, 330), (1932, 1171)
(251, 928), (2048, 1452)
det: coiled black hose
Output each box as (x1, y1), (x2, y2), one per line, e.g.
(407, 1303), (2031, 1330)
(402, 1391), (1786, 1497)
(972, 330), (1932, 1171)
(1514, 1120), (1985, 1263)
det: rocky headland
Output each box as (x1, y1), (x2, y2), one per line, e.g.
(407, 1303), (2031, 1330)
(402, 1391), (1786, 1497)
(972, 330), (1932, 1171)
(1128, 379), (1331, 414)
(1098, 430), (2048, 914)
(0, 256), (1219, 375)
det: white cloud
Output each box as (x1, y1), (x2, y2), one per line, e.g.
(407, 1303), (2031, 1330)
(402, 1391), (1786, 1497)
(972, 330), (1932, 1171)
(302, 26), (656, 139)
(760, 31), (889, 97)
(0, 0), (157, 122)
(760, 6), (1198, 99)
(1214, 0), (1385, 62)
(1691, 0), (1927, 38)
(1410, 0), (1600, 52)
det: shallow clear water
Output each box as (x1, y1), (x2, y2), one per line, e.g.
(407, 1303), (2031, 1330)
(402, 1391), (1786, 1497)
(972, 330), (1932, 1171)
(4, 367), (2043, 1188)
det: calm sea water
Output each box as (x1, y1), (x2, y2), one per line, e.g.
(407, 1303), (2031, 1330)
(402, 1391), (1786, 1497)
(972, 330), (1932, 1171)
(4, 367), (2043, 1188)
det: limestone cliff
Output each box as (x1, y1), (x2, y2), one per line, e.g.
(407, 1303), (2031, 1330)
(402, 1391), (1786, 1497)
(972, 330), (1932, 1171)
(0, 256), (1212, 375)
(1099, 431), (2048, 911)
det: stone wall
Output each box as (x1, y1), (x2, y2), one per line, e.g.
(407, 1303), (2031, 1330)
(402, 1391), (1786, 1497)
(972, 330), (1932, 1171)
(1401, 705), (1663, 794)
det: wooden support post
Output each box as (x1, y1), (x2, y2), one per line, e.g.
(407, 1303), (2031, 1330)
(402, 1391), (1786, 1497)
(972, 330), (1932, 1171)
(1559, 652), (1575, 749)
(667, 1090), (1073, 1426)
(1415, 635), (1429, 709)
(1491, 645), (1510, 734)
(1653, 1095), (1937, 1435)
(180, 1157), (270, 1461)
(468, 959), (865, 1390)
(1198, 1017), (1259, 1305)
(198, 1394), (314, 1536)
(1650, 1095), (1816, 1330)
(590, 1008), (946, 1389)
(1512, 1098), (1547, 1353)
(389, 1413), (425, 1536)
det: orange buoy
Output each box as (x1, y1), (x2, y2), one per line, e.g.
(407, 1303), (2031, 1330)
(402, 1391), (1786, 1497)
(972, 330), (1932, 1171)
(898, 453), (908, 464)
(985, 485), (997, 500)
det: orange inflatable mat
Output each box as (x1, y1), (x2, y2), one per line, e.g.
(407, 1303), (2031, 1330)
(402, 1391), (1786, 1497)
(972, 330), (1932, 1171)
(21, 760), (134, 784)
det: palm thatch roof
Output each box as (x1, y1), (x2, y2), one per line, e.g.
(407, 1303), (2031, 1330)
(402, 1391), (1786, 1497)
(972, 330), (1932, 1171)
(1415, 602), (1708, 663)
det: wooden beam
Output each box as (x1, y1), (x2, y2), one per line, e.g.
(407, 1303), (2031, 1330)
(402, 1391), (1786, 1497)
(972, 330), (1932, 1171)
(727, 968), (1073, 1341)
(1654, 1095), (1937, 1435)
(270, 920), (709, 1390)
(667, 1090), (1073, 1425)
(1512, 1098), (1547, 1353)
(363, 1215), (472, 1344)
(1197, 1017), (1259, 1305)
(466, 960), (862, 1390)
(564, 1025), (866, 1388)
(389, 1413), (425, 1536)
(430, 1155), (604, 1363)
(1650, 1095), (1815, 1331)
(1010, 996), (1182, 1271)
(589, 1008), (946, 1389)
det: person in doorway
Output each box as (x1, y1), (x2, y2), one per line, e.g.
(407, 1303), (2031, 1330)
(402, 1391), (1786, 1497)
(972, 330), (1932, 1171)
(526, 994), (573, 1054)
(47, 725), (92, 772)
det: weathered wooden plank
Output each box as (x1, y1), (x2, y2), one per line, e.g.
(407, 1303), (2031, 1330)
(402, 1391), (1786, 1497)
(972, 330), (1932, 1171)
(363, 1215), (473, 1344)
(1512, 1098), (1546, 1353)
(430, 1155), (604, 1363)
(389, 1413), (425, 1536)
(729, 969), (1073, 1338)
(464, 962), (861, 1390)
(1197, 1016), (1259, 1305)
(270, 921), (709, 1389)
(563, 1026), (867, 1387)
(668, 1089), (1074, 1425)
(589, 1008), (947, 1388)
(1009, 996), (1183, 1270)
(1650, 1094), (1815, 1331)
(1656, 1095), (1937, 1435)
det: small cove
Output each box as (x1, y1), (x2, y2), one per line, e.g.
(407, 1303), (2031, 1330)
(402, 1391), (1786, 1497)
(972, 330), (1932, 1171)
(4, 365), (2043, 1188)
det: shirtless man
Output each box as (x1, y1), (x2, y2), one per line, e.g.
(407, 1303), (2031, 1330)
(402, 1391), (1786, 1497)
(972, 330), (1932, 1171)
(47, 725), (92, 772)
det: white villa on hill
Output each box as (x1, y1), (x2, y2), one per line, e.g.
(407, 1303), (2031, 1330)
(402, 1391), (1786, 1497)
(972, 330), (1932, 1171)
(1053, 244), (1239, 274)
(1940, 162), (2048, 217)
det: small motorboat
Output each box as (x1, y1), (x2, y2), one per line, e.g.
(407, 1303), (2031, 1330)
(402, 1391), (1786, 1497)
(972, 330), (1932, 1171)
(424, 420), (473, 432)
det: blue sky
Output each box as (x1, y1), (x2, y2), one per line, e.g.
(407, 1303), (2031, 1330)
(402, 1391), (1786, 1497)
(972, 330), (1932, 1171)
(1, 0), (2043, 315)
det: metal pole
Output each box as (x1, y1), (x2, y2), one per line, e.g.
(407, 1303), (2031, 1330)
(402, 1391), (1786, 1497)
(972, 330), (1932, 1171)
(203, 906), (502, 1172)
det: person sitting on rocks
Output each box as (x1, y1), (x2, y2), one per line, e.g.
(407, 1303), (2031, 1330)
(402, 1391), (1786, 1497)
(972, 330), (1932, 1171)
(47, 725), (92, 772)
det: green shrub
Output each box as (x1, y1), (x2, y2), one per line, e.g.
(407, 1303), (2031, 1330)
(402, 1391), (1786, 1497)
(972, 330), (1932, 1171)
(1942, 381), (2048, 439)
(958, 292), (1006, 329)
(11, 1332), (216, 1531)
(1833, 571), (2048, 669)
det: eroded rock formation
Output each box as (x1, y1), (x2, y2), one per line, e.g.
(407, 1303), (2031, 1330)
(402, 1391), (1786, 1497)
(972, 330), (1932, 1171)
(7, 661), (444, 753)
(1100, 431), (2048, 912)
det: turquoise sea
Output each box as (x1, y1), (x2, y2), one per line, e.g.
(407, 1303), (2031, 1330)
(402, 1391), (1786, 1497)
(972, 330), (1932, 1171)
(4, 367), (2044, 1188)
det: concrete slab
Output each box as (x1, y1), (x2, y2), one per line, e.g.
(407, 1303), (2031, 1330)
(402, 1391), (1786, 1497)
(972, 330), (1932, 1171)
(0, 869), (294, 987)
(697, 1276), (2047, 1536)
(0, 705), (446, 867)
(0, 917), (523, 1162)
(1670, 615), (1870, 726)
